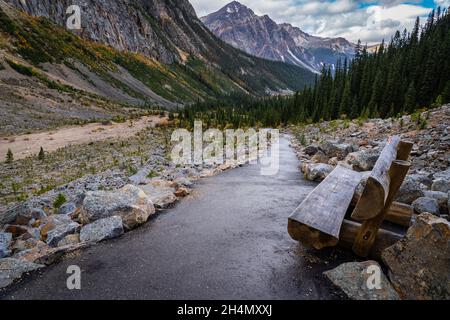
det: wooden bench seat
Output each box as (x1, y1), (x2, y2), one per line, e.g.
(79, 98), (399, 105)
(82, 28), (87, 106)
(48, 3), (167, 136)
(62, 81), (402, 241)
(288, 136), (414, 258)
(288, 166), (362, 250)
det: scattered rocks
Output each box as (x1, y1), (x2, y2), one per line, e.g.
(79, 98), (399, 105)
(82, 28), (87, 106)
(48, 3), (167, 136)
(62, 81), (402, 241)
(0, 232), (12, 258)
(79, 185), (155, 230)
(0, 258), (44, 289)
(80, 216), (124, 243)
(301, 163), (334, 182)
(412, 197), (440, 216)
(324, 261), (400, 300)
(382, 213), (450, 300)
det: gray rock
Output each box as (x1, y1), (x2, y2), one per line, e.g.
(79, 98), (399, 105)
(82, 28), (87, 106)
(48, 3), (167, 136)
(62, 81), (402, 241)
(324, 261), (400, 300)
(80, 216), (124, 243)
(412, 197), (440, 216)
(311, 150), (329, 164)
(79, 185), (155, 230)
(395, 177), (426, 204)
(0, 258), (44, 289)
(345, 150), (380, 172)
(58, 202), (77, 216)
(431, 178), (450, 193)
(301, 163), (334, 182)
(45, 222), (81, 247)
(174, 177), (193, 188)
(404, 173), (433, 189)
(140, 185), (177, 209)
(57, 234), (80, 247)
(15, 208), (47, 226)
(320, 141), (354, 160)
(0, 232), (12, 258)
(424, 190), (448, 215)
(303, 144), (319, 156)
(382, 213), (450, 300)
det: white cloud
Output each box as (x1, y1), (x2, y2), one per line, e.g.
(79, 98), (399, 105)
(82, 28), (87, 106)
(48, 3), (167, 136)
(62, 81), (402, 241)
(190, 0), (435, 44)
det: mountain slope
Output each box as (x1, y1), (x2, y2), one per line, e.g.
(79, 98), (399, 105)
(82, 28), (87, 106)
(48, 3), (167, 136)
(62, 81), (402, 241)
(201, 1), (355, 73)
(1, 0), (315, 106)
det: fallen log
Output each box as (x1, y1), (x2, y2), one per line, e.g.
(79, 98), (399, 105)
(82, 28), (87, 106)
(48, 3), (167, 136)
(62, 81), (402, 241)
(339, 220), (403, 259)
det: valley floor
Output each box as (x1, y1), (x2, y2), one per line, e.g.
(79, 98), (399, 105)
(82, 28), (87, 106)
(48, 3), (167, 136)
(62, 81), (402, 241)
(0, 115), (165, 161)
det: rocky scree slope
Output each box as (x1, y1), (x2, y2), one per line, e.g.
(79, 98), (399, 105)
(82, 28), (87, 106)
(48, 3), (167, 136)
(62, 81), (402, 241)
(1, 0), (314, 108)
(202, 1), (355, 73)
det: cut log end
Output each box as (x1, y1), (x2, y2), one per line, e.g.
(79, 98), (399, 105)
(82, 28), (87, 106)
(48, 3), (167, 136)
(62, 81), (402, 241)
(288, 219), (339, 250)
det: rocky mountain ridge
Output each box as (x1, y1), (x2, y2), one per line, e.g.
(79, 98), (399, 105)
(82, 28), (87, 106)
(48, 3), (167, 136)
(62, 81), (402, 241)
(201, 1), (356, 73)
(0, 0), (315, 118)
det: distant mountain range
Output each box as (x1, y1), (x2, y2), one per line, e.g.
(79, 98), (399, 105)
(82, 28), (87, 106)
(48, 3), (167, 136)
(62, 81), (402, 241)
(201, 1), (356, 73)
(0, 0), (315, 111)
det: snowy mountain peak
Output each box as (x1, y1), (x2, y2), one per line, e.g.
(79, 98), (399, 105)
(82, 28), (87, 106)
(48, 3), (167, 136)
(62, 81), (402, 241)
(202, 1), (356, 73)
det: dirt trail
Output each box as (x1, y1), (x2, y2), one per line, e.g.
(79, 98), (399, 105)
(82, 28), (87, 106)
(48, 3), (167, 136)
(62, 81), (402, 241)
(0, 116), (165, 160)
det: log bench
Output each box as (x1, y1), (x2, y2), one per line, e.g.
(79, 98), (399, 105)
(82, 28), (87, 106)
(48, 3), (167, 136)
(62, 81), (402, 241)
(288, 136), (414, 258)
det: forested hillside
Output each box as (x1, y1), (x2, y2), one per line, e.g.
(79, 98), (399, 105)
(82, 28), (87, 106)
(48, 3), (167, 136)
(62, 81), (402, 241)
(177, 7), (450, 128)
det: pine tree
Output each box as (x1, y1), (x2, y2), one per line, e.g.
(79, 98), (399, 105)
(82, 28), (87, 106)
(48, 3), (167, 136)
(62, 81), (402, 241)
(404, 82), (417, 113)
(6, 149), (13, 163)
(38, 147), (45, 160)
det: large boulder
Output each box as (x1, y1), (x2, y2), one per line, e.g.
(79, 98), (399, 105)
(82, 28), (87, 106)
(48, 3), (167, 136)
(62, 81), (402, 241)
(320, 141), (355, 160)
(140, 183), (177, 209)
(431, 178), (450, 193)
(0, 258), (44, 289)
(345, 150), (380, 172)
(0, 232), (12, 258)
(395, 177), (426, 204)
(324, 261), (400, 300)
(382, 213), (450, 300)
(45, 222), (81, 247)
(301, 163), (334, 182)
(80, 216), (124, 243)
(79, 185), (155, 230)
(412, 197), (440, 216)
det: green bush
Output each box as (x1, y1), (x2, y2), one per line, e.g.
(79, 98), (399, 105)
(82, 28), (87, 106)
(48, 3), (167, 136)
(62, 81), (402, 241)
(53, 193), (67, 209)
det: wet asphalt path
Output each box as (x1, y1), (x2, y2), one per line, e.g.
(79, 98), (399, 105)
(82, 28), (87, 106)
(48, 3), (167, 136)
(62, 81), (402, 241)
(0, 136), (349, 300)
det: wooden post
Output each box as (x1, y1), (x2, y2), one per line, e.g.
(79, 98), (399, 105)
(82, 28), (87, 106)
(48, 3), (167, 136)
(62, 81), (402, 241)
(352, 160), (411, 257)
(396, 140), (413, 161)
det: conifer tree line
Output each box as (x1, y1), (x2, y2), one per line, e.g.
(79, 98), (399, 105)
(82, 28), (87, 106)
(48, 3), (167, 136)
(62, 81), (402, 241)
(176, 7), (450, 129)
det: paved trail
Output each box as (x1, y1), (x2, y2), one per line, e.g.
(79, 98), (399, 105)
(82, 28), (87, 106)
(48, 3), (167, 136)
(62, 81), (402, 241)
(0, 136), (350, 300)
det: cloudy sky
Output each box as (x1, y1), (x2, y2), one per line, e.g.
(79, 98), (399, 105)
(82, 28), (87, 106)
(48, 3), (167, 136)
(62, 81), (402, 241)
(190, 0), (448, 44)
